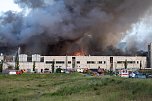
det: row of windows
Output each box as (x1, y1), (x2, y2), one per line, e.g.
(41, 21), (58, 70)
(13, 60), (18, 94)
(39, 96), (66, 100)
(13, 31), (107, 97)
(117, 61), (139, 64)
(87, 61), (106, 64)
(56, 61), (64, 64)
(46, 61), (64, 64)
(87, 61), (95, 64)
(46, 61), (140, 64)
(98, 61), (106, 64)
(46, 61), (73, 64)
(46, 61), (107, 64)
(46, 61), (54, 64)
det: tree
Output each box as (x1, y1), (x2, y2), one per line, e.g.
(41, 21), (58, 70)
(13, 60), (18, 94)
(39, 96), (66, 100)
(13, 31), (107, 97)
(15, 58), (19, 70)
(56, 68), (62, 73)
(140, 61), (142, 70)
(33, 61), (36, 72)
(15, 50), (19, 70)
(124, 59), (128, 69)
(0, 60), (3, 73)
(52, 59), (55, 73)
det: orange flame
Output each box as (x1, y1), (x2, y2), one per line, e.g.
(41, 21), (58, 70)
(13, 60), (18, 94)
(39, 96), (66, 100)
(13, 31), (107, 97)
(69, 50), (87, 56)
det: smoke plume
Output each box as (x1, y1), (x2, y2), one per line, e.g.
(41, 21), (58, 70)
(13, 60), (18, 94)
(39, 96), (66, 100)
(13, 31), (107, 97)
(0, 0), (152, 55)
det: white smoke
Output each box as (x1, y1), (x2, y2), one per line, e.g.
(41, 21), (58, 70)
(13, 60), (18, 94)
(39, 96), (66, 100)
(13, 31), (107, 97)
(124, 8), (152, 52)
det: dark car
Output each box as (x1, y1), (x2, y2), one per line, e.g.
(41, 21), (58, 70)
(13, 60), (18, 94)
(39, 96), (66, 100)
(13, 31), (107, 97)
(135, 73), (146, 79)
(146, 73), (152, 78)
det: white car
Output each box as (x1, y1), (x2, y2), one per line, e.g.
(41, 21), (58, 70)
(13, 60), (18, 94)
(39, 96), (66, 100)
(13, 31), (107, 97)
(77, 69), (84, 73)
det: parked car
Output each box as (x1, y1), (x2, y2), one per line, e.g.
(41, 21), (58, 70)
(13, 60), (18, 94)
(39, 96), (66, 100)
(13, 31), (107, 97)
(146, 73), (152, 78)
(129, 72), (136, 78)
(135, 73), (146, 79)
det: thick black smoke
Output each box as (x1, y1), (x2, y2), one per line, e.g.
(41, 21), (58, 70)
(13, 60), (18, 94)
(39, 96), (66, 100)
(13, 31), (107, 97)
(0, 0), (152, 55)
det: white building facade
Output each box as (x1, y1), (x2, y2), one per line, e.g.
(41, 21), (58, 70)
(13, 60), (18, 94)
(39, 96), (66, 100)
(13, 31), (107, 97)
(0, 54), (147, 73)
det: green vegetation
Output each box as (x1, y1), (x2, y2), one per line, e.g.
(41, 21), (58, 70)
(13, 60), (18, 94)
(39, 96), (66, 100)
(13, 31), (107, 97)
(33, 61), (36, 72)
(52, 59), (55, 73)
(139, 69), (152, 74)
(0, 60), (3, 73)
(15, 52), (19, 70)
(0, 73), (152, 101)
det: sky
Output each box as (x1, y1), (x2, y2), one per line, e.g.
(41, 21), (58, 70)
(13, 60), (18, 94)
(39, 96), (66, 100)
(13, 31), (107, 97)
(0, 0), (21, 13)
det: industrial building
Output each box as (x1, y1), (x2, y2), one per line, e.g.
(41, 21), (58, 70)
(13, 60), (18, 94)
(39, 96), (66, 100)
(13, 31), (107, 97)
(1, 43), (152, 73)
(0, 54), (146, 73)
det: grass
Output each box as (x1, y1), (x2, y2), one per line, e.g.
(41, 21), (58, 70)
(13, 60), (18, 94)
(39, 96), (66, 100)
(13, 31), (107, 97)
(0, 73), (152, 101)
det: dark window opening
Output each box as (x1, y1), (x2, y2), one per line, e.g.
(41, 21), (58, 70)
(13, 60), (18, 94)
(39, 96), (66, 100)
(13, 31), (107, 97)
(117, 61), (135, 64)
(87, 61), (95, 64)
(40, 57), (44, 62)
(98, 61), (102, 64)
(56, 61), (64, 64)
(27, 56), (32, 62)
(68, 61), (71, 64)
(46, 61), (53, 64)
(77, 61), (80, 64)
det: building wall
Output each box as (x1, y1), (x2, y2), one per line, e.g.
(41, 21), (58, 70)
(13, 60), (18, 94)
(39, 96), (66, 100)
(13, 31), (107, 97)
(113, 56), (146, 70)
(1, 55), (147, 72)
(42, 56), (146, 71)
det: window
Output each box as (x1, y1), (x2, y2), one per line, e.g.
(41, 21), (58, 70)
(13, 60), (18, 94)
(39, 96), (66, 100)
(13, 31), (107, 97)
(117, 61), (135, 64)
(104, 61), (106, 64)
(98, 61), (102, 64)
(68, 61), (71, 64)
(46, 61), (53, 64)
(27, 56), (32, 62)
(117, 61), (124, 64)
(72, 57), (76, 59)
(127, 61), (135, 64)
(77, 61), (80, 64)
(44, 68), (49, 71)
(40, 57), (44, 62)
(56, 61), (64, 64)
(110, 57), (113, 63)
(137, 61), (139, 64)
(87, 61), (95, 64)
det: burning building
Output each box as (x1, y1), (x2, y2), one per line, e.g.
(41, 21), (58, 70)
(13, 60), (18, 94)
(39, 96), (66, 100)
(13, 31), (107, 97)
(0, 54), (147, 73)
(0, 0), (152, 74)
(3, 42), (152, 73)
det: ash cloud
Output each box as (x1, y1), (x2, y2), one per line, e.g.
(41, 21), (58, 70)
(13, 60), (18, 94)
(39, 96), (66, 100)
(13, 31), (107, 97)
(0, 0), (152, 55)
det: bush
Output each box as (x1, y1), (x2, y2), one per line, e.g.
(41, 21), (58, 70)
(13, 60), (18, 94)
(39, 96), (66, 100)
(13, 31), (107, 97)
(56, 68), (62, 73)
(139, 69), (152, 74)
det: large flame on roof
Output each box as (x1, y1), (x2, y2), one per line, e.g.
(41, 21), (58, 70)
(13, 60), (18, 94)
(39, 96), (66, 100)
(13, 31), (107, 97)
(69, 50), (87, 56)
